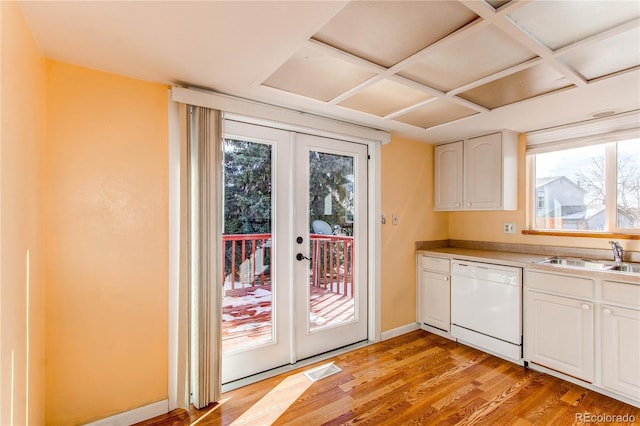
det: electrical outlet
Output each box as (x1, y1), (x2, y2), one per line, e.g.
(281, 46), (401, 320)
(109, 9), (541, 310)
(381, 213), (386, 224)
(392, 214), (399, 225)
(504, 222), (515, 233)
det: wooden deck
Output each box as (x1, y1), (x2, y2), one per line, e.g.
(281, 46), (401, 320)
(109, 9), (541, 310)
(223, 285), (354, 353)
(137, 330), (640, 425)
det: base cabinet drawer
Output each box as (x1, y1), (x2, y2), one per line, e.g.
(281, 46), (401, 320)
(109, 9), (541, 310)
(420, 255), (451, 273)
(524, 290), (594, 382)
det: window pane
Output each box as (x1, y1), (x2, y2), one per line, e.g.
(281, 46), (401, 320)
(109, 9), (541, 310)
(535, 145), (606, 230)
(308, 151), (355, 332)
(617, 139), (640, 230)
(222, 138), (274, 353)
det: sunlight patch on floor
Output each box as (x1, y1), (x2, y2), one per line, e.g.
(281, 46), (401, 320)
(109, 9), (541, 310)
(190, 397), (230, 426)
(229, 372), (314, 425)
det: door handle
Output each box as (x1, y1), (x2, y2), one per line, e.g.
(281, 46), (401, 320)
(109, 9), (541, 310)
(296, 253), (311, 261)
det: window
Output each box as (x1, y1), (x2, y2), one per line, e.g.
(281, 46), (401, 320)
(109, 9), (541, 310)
(536, 190), (545, 210)
(528, 138), (639, 234)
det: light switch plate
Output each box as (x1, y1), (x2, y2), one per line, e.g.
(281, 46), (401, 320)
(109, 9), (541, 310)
(392, 214), (399, 225)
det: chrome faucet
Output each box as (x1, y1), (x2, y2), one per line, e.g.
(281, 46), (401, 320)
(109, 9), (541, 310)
(609, 240), (624, 263)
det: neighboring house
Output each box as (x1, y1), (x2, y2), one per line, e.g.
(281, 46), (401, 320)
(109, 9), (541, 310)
(536, 176), (587, 230)
(586, 205), (637, 230)
(537, 176), (638, 230)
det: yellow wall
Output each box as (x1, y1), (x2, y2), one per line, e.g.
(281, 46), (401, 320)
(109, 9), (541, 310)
(381, 137), (448, 332)
(0, 2), (46, 424)
(448, 134), (640, 253)
(44, 61), (169, 424)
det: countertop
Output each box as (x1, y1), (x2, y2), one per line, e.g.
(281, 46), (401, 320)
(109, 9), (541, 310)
(418, 247), (640, 284)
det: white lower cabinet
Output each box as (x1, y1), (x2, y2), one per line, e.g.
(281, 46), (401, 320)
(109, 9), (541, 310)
(417, 255), (450, 333)
(600, 278), (640, 401)
(602, 305), (640, 399)
(524, 270), (640, 405)
(525, 290), (594, 382)
(419, 270), (450, 331)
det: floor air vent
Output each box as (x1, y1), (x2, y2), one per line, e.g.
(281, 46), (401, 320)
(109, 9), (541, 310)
(303, 362), (342, 382)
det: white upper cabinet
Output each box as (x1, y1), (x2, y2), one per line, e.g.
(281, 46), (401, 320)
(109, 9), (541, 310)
(434, 132), (518, 211)
(434, 141), (463, 210)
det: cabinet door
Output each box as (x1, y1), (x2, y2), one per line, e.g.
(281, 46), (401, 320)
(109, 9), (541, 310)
(464, 134), (502, 209)
(419, 270), (450, 331)
(602, 305), (640, 401)
(524, 291), (594, 382)
(434, 141), (463, 210)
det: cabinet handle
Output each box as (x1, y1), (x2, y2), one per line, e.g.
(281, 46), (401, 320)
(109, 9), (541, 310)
(467, 202), (472, 206)
(444, 276), (449, 281)
(603, 308), (612, 315)
(456, 203), (461, 207)
(582, 304), (591, 311)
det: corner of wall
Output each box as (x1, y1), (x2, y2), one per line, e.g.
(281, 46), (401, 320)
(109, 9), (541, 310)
(0, 1), (47, 424)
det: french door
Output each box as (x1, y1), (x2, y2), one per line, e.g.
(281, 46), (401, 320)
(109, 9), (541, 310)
(294, 133), (368, 360)
(221, 120), (368, 383)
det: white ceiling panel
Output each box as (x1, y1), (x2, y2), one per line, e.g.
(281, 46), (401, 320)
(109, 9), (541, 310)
(394, 99), (478, 128)
(559, 27), (640, 81)
(262, 45), (376, 102)
(507, 0), (640, 50)
(398, 25), (536, 92)
(338, 78), (434, 117)
(458, 63), (575, 109)
(312, 1), (478, 68)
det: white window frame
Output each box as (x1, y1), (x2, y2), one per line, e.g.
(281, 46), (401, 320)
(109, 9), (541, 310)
(526, 110), (640, 236)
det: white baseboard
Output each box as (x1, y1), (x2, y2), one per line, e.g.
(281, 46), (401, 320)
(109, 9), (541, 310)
(380, 322), (420, 341)
(84, 400), (168, 426)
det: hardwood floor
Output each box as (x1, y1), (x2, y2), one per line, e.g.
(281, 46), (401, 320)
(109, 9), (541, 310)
(138, 330), (640, 425)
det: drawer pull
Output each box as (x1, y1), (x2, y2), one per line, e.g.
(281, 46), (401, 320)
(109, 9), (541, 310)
(581, 304), (591, 311)
(603, 308), (612, 315)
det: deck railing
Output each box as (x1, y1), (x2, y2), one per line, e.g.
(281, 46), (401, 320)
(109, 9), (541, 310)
(309, 234), (354, 298)
(222, 233), (354, 298)
(222, 233), (272, 288)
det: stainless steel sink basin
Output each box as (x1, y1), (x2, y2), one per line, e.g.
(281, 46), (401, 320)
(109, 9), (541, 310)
(535, 257), (640, 275)
(608, 264), (640, 273)
(536, 257), (614, 270)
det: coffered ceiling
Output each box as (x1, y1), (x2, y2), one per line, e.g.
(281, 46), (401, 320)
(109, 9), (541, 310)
(19, 0), (640, 143)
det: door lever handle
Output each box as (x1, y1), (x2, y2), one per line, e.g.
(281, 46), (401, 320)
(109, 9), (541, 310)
(296, 253), (311, 261)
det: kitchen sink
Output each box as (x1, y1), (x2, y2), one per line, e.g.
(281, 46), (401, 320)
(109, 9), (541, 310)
(608, 264), (640, 273)
(535, 257), (640, 274)
(536, 257), (614, 270)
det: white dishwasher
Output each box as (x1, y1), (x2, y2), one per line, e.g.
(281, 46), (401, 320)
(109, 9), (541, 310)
(451, 260), (523, 363)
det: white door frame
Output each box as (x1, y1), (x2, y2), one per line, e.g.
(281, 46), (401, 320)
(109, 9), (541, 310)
(167, 91), (383, 409)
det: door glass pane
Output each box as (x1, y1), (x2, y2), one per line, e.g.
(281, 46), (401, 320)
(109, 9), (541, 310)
(222, 138), (273, 353)
(534, 144), (605, 231)
(617, 139), (640, 230)
(308, 150), (356, 331)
